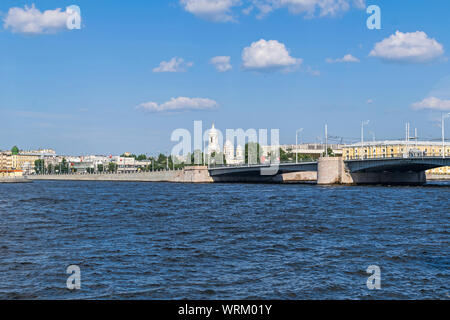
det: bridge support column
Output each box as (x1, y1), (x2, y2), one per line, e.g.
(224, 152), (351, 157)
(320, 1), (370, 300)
(317, 157), (427, 185)
(317, 157), (343, 185)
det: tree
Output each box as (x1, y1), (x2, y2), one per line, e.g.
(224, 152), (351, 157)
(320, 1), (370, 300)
(108, 162), (117, 173)
(154, 153), (170, 170)
(136, 154), (147, 161)
(280, 148), (288, 162)
(208, 152), (226, 166)
(245, 142), (262, 165)
(192, 150), (204, 165)
(61, 158), (69, 173)
(11, 146), (19, 155)
(34, 159), (45, 174)
(120, 153), (137, 158)
(97, 164), (104, 173)
(323, 147), (335, 157)
(278, 148), (296, 162)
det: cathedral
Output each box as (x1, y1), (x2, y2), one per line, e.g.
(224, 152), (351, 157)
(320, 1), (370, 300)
(207, 123), (244, 165)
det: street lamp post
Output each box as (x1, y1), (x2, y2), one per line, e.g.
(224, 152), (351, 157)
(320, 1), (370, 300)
(295, 128), (304, 163)
(203, 139), (206, 166)
(442, 113), (450, 159)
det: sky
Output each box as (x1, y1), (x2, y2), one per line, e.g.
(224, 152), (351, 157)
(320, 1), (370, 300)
(1, 0), (450, 155)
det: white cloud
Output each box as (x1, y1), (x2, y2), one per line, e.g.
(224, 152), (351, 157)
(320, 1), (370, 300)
(209, 56), (232, 72)
(352, 0), (366, 9)
(180, 0), (240, 22)
(242, 39), (302, 72)
(306, 66), (320, 76)
(180, 0), (365, 22)
(137, 97), (219, 113)
(326, 54), (360, 63)
(253, 0), (365, 18)
(153, 57), (194, 73)
(369, 31), (444, 63)
(411, 97), (450, 111)
(3, 4), (74, 34)
(366, 99), (374, 104)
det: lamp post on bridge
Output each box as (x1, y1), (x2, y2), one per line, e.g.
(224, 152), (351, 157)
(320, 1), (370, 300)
(442, 113), (450, 159)
(295, 128), (304, 163)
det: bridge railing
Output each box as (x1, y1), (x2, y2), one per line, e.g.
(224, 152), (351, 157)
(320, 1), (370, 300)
(345, 152), (448, 161)
(31, 168), (184, 176)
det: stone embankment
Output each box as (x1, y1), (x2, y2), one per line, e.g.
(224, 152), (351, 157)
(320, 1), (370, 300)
(0, 177), (32, 183)
(29, 166), (213, 183)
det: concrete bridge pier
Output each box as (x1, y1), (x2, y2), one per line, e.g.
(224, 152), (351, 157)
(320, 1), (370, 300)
(317, 157), (343, 185)
(317, 157), (427, 185)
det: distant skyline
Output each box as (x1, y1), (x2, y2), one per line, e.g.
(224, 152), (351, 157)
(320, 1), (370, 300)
(1, 0), (450, 155)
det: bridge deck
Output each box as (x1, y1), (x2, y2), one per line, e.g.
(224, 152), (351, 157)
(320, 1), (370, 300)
(345, 156), (450, 173)
(208, 162), (318, 176)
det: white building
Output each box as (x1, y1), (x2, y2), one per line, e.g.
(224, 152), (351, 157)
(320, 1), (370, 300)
(207, 123), (245, 165)
(235, 145), (244, 164)
(207, 123), (221, 155)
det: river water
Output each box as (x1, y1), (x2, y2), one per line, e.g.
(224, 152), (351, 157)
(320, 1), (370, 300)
(0, 181), (448, 299)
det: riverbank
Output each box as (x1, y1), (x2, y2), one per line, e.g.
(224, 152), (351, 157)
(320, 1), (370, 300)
(27, 171), (450, 184)
(426, 174), (450, 180)
(0, 177), (32, 183)
(28, 166), (213, 183)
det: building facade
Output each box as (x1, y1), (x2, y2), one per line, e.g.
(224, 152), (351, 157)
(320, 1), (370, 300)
(342, 141), (450, 174)
(0, 152), (12, 170)
(11, 154), (40, 174)
(261, 144), (344, 160)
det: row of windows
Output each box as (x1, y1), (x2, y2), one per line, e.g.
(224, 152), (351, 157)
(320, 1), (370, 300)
(345, 148), (450, 154)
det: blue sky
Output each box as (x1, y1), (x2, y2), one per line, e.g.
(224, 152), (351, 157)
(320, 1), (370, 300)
(1, 0), (450, 155)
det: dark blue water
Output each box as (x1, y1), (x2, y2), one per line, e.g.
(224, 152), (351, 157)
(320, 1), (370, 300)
(0, 181), (448, 299)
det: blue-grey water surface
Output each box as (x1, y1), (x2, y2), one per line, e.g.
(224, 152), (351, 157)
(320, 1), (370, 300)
(0, 181), (448, 299)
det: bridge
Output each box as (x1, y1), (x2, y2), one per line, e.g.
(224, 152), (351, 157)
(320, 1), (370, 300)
(208, 155), (450, 185)
(344, 156), (450, 173)
(208, 162), (318, 183)
(209, 162), (317, 176)
(27, 156), (450, 185)
(337, 155), (450, 185)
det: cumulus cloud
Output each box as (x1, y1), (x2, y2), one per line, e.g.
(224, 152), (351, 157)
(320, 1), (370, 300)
(209, 56), (232, 72)
(326, 54), (360, 63)
(180, 0), (240, 22)
(242, 39), (302, 72)
(153, 57), (194, 73)
(411, 97), (450, 111)
(137, 97), (219, 113)
(369, 31), (444, 63)
(3, 4), (78, 34)
(252, 0), (366, 18)
(180, 0), (365, 22)
(306, 66), (320, 76)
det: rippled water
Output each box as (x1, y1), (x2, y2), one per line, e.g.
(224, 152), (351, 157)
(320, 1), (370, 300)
(0, 181), (448, 299)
